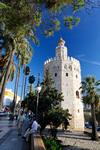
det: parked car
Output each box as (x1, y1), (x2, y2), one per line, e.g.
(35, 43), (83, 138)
(85, 122), (92, 129)
(0, 110), (8, 117)
(97, 127), (100, 131)
(85, 122), (100, 132)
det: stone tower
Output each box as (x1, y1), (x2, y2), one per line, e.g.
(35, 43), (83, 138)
(44, 38), (84, 131)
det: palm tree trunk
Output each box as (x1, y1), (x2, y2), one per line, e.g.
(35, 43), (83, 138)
(13, 57), (20, 101)
(20, 65), (25, 101)
(11, 62), (20, 113)
(0, 49), (15, 109)
(15, 70), (20, 103)
(30, 84), (32, 93)
(13, 65), (18, 102)
(91, 103), (98, 140)
(0, 73), (4, 89)
(23, 75), (27, 100)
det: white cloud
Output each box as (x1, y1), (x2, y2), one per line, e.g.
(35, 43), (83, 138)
(76, 54), (100, 66)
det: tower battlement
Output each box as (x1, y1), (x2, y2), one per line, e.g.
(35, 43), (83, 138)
(44, 56), (80, 66)
(44, 57), (57, 65)
(68, 56), (80, 65)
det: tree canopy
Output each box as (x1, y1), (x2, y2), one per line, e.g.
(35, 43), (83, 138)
(0, 0), (86, 40)
(23, 69), (71, 131)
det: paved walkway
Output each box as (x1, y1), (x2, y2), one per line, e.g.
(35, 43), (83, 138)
(0, 116), (30, 150)
(0, 116), (15, 140)
(0, 129), (30, 150)
(58, 131), (100, 150)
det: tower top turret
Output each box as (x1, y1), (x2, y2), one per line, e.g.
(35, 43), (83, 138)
(56, 38), (67, 60)
(58, 38), (65, 47)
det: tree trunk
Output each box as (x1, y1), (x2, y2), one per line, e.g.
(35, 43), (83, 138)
(91, 103), (98, 140)
(36, 92), (39, 121)
(14, 58), (20, 102)
(0, 73), (4, 89)
(15, 70), (20, 103)
(20, 65), (25, 101)
(30, 84), (32, 93)
(11, 71), (20, 113)
(23, 75), (27, 100)
(0, 49), (15, 109)
(13, 64), (18, 103)
(11, 63), (20, 113)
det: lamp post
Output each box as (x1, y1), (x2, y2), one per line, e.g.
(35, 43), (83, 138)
(36, 73), (41, 121)
(36, 85), (41, 121)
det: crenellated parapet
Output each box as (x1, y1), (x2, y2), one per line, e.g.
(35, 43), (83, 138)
(44, 57), (57, 65)
(44, 56), (80, 66)
(68, 56), (80, 64)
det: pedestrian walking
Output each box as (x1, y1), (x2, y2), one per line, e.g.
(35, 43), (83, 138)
(17, 110), (25, 136)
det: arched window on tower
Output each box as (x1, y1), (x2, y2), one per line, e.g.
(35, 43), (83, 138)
(76, 90), (79, 98)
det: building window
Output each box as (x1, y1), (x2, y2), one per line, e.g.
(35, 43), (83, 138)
(55, 73), (57, 77)
(78, 109), (80, 113)
(76, 75), (78, 78)
(76, 91), (79, 98)
(69, 65), (72, 71)
(66, 73), (68, 77)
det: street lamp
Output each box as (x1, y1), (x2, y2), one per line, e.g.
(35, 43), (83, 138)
(36, 83), (41, 121)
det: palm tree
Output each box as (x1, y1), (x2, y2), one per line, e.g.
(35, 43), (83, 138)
(0, 34), (33, 108)
(81, 76), (100, 140)
(0, 52), (9, 88)
(29, 75), (35, 93)
(13, 38), (33, 105)
(0, 35), (16, 109)
(16, 37), (33, 101)
(0, 0), (37, 109)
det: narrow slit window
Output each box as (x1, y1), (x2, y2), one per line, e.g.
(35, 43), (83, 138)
(55, 73), (57, 77)
(66, 73), (68, 77)
(76, 91), (79, 98)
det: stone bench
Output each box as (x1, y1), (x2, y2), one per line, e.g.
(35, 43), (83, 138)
(31, 133), (46, 150)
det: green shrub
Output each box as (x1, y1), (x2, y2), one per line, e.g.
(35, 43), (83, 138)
(43, 137), (62, 150)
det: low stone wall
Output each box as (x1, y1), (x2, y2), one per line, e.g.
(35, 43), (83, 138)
(31, 133), (46, 150)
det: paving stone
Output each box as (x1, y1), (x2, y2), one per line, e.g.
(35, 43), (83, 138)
(58, 132), (100, 150)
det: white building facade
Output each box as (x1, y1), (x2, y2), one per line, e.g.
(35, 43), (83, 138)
(44, 38), (84, 131)
(3, 89), (20, 107)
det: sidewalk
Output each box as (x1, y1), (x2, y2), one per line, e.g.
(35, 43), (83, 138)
(0, 129), (30, 150)
(0, 116), (15, 140)
(0, 116), (30, 150)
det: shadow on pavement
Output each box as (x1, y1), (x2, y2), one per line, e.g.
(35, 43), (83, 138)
(58, 134), (91, 141)
(62, 145), (89, 150)
(21, 140), (30, 150)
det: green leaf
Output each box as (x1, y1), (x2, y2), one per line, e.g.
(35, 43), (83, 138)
(64, 16), (80, 29)
(0, 2), (9, 9)
(44, 29), (54, 37)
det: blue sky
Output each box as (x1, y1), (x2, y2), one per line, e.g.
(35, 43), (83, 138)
(7, 8), (100, 96)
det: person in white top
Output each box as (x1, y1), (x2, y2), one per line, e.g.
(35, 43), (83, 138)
(31, 120), (40, 132)
(24, 118), (40, 142)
